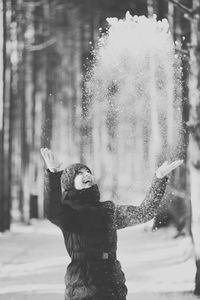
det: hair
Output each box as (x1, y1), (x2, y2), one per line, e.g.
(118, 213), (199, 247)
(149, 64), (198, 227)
(60, 163), (92, 191)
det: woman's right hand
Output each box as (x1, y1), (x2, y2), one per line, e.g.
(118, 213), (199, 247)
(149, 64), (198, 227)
(40, 148), (64, 172)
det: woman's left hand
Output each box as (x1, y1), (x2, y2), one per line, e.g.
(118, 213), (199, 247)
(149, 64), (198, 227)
(156, 160), (183, 179)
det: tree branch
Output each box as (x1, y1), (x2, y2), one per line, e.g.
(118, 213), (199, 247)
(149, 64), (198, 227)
(168, 0), (193, 15)
(26, 38), (56, 52)
(169, 0), (200, 20)
(23, 1), (44, 8)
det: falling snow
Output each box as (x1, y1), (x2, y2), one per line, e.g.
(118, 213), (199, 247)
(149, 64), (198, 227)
(85, 12), (184, 202)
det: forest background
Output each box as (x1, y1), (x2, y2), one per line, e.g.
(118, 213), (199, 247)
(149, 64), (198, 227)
(1, 0), (200, 280)
(1, 0), (200, 294)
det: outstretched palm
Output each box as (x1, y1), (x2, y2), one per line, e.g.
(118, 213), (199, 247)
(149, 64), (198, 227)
(40, 148), (63, 172)
(156, 160), (183, 179)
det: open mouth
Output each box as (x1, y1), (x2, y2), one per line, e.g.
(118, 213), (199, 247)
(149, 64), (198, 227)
(83, 180), (91, 184)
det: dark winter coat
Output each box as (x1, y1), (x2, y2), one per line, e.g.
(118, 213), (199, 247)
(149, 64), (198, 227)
(44, 170), (168, 300)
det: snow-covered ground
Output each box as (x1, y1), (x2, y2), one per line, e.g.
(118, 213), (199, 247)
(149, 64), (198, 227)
(118, 224), (196, 299)
(0, 220), (198, 299)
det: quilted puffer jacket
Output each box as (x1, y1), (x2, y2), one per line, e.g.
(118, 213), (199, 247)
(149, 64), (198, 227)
(44, 170), (168, 300)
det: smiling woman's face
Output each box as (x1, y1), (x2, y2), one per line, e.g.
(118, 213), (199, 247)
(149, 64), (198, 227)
(74, 168), (95, 190)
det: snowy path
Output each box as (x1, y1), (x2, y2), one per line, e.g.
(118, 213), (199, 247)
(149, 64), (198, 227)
(0, 221), (198, 300)
(118, 225), (196, 299)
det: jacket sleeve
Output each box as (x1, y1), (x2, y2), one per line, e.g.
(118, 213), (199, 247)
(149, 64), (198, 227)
(115, 176), (168, 230)
(44, 169), (64, 227)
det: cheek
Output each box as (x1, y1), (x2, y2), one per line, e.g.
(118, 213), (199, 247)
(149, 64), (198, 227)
(74, 175), (84, 188)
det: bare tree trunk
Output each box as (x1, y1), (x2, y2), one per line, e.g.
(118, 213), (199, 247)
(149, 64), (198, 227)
(34, 2), (49, 219)
(21, 45), (34, 223)
(188, 0), (200, 295)
(168, 1), (192, 237)
(0, 0), (12, 232)
(0, 0), (5, 232)
(15, 0), (33, 223)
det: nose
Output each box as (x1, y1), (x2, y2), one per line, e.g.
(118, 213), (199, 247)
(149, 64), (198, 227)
(83, 173), (90, 180)
(82, 173), (92, 182)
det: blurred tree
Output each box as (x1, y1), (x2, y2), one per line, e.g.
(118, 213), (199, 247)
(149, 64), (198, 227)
(167, 1), (191, 236)
(0, 0), (5, 231)
(10, 0), (35, 223)
(147, 0), (168, 19)
(21, 1), (35, 223)
(188, 0), (200, 295)
(0, 0), (12, 232)
(172, 1), (191, 237)
(34, 0), (51, 219)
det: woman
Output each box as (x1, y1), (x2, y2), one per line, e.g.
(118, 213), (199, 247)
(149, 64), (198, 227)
(41, 148), (183, 300)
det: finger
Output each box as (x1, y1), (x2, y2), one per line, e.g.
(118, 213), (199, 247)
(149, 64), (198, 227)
(170, 160), (183, 169)
(43, 148), (48, 156)
(46, 148), (51, 157)
(174, 159), (184, 165)
(40, 149), (49, 162)
(166, 162), (183, 173)
(168, 162), (178, 168)
(49, 152), (54, 161)
(48, 149), (54, 157)
(44, 149), (50, 160)
(40, 148), (46, 157)
(45, 148), (50, 154)
(47, 149), (52, 156)
(44, 148), (50, 158)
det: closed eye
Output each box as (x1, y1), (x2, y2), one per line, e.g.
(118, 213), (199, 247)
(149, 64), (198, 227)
(77, 170), (85, 175)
